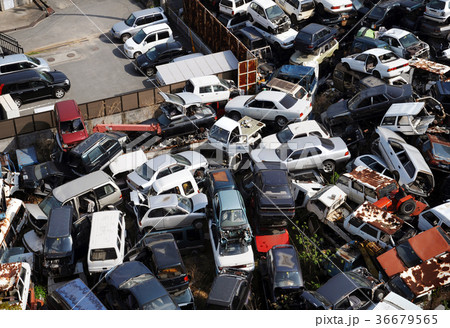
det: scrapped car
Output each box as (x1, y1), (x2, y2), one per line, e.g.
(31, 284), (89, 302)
(350, 154), (393, 179)
(126, 151), (207, 193)
(130, 193), (207, 232)
(379, 28), (430, 59)
(261, 245), (304, 309)
(247, 0), (291, 34)
(134, 41), (186, 76)
(260, 120), (330, 149)
(20, 161), (67, 196)
(205, 168), (238, 200)
(206, 270), (253, 309)
(415, 133), (450, 173)
(183, 75), (239, 104)
(290, 39), (338, 67)
(424, 0), (450, 24)
(217, 12), (249, 31)
(341, 48), (410, 79)
(110, 7), (168, 42)
(0, 198), (28, 255)
(349, 36), (391, 55)
(234, 26), (271, 56)
(375, 126), (435, 197)
(225, 90), (311, 128)
(377, 226), (450, 278)
(274, 0), (315, 24)
(293, 23), (336, 53)
(250, 136), (350, 173)
(148, 169), (201, 198)
(418, 202), (450, 232)
(103, 261), (179, 310)
(219, 0), (251, 16)
(0, 262), (31, 310)
(291, 169), (325, 207)
(314, 0), (352, 14)
(54, 99), (88, 152)
(406, 58), (450, 94)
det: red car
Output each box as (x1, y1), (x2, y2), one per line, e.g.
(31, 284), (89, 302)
(55, 100), (88, 151)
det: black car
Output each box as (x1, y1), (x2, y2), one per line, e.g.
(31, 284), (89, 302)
(430, 80), (450, 111)
(293, 23), (337, 53)
(321, 84), (414, 128)
(135, 41), (186, 77)
(234, 26), (269, 52)
(103, 261), (179, 310)
(20, 161), (68, 196)
(0, 69), (70, 107)
(42, 206), (75, 278)
(217, 13), (248, 31)
(365, 0), (401, 29)
(206, 270), (253, 310)
(260, 245), (304, 309)
(241, 162), (295, 229)
(420, 20), (450, 40)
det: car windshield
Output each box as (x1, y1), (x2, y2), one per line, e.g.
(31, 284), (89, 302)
(39, 195), (63, 217)
(428, 0), (446, 10)
(346, 271), (372, 289)
(279, 94), (297, 109)
(399, 34), (420, 48)
(39, 71), (53, 82)
(143, 294), (178, 310)
(219, 78), (232, 89)
(44, 236), (72, 254)
(132, 29), (146, 44)
(124, 13), (136, 27)
(145, 46), (159, 61)
(60, 118), (84, 134)
(379, 51), (398, 63)
(157, 113), (171, 126)
(274, 270), (302, 288)
(219, 241), (248, 256)
(266, 5), (284, 20)
(276, 127), (294, 143)
(209, 125), (230, 143)
(136, 163), (155, 180)
(220, 209), (247, 228)
(171, 154), (191, 166)
(396, 242), (423, 268)
(369, 6), (386, 19)
(275, 144), (293, 161)
(26, 55), (40, 65)
(431, 142), (450, 161)
(177, 194), (192, 212)
(347, 94), (360, 111)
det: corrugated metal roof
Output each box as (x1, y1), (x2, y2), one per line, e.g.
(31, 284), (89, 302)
(354, 201), (403, 235)
(156, 50), (238, 86)
(0, 262), (22, 292)
(346, 166), (397, 191)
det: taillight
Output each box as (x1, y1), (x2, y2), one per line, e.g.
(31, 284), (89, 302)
(300, 113), (303, 117)
(184, 276), (189, 282)
(345, 4), (352, 7)
(119, 194), (122, 199)
(331, 6), (340, 9)
(345, 151), (349, 156)
(308, 45), (313, 48)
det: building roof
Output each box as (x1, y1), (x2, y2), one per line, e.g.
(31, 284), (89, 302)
(345, 166), (397, 191)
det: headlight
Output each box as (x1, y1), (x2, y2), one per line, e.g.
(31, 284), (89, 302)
(65, 79), (70, 85)
(128, 46), (134, 50)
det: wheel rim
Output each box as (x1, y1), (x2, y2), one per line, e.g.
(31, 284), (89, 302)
(134, 52), (141, 59)
(146, 68), (155, 76)
(55, 89), (65, 98)
(121, 34), (130, 42)
(323, 161), (334, 173)
(277, 117), (287, 127)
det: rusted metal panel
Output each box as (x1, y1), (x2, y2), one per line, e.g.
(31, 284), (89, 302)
(410, 58), (450, 80)
(0, 262), (22, 292)
(354, 201), (403, 235)
(400, 252), (450, 298)
(347, 166), (398, 192)
(409, 227), (450, 261)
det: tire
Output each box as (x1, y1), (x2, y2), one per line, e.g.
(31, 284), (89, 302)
(121, 33), (131, 43)
(290, 14), (297, 25)
(276, 116), (288, 128)
(248, 14), (254, 22)
(13, 97), (22, 108)
(145, 67), (156, 77)
(343, 63), (350, 71)
(54, 88), (65, 99)
(322, 160), (335, 174)
(399, 199), (416, 215)
(133, 51), (142, 59)
(374, 289), (385, 302)
(392, 170), (400, 181)
(373, 70), (381, 79)
(229, 111), (241, 121)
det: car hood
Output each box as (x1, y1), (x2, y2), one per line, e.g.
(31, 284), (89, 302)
(225, 95), (253, 110)
(135, 53), (151, 68)
(326, 100), (349, 117)
(127, 171), (151, 191)
(405, 41), (429, 57)
(61, 128), (89, 146)
(250, 148), (281, 163)
(191, 192), (208, 212)
(25, 203), (48, 222)
(48, 70), (69, 83)
(159, 91), (202, 108)
(112, 21), (129, 34)
(260, 134), (281, 149)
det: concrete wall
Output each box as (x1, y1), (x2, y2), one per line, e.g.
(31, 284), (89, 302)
(0, 0), (33, 11)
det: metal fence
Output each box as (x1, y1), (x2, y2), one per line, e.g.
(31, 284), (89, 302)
(0, 32), (23, 55)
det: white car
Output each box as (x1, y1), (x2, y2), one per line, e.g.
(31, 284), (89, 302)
(130, 193), (208, 232)
(123, 23), (173, 59)
(418, 202), (450, 232)
(379, 28), (430, 60)
(424, 0), (450, 23)
(251, 136), (350, 173)
(183, 75), (238, 104)
(126, 151), (208, 192)
(225, 90), (312, 127)
(274, 0), (315, 24)
(349, 154), (393, 179)
(314, 0), (353, 14)
(375, 126), (434, 197)
(260, 120), (330, 149)
(219, 0), (252, 16)
(341, 48), (410, 79)
(208, 219), (255, 273)
(247, 0), (291, 34)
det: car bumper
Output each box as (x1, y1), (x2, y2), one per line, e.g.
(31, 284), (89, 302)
(110, 28), (120, 39)
(383, 66), (410, 77)
(424, 13), (447, 23)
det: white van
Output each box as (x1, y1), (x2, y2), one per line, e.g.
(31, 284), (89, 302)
(219, 0), (251, 16)
(123, 23), (174, 59)
(0, 262), (31, 310)
(87, 211), (126, 274)
(150, 169), (200, 198)
(274, 0), (315, 23)
(183, 75), (238, 104)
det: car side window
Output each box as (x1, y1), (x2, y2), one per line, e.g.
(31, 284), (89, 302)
(382, 116), (396, 125)
(153, 13), (163, 22)
(391, 38), (400, 47)
(355, 54), (368, 61)
(157, 168), (171, 179)
(157, 31), (170, 40)
(352, 181), (364, 193)
(337, 175), (350, 186)
(422, 211), (440, 226)
(170, 164), (185, 173)
(248, 100), (264, 108)
(357, 97), (371, 108)
(261, 101), (275, 109)
(213, 84), (227, 92)
(149, 208), (165, 217)
(335, 297), (351, 310)
(349, 216), (363, 228)
(199, 86), (212, 93)
(361, 223), (378, 238)
(94, 183), (116, 199)
(372, 94), (388, 105)
(146, 33), (156, 43)
(30, 81), (46, 88)
(289, 150), (303, 160)
(135, 17), (145, 26)
(364, 187), (376, 199)
(182, 181), (195, 195)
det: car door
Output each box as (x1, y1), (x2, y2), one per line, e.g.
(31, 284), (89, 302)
(212, 83), (229, 102)
(145, 207), (167, 229)
(155, 30), (171, 48)
(350, 180), (365, 204)
(142, 32), (157, 52)
(94, 183), (119, 210)
(29, 80), (49, 99)
(260, 100), (277, 120)
(245, 99), (263, 117)
(352, 54), (368, 72)
(254, 3), (268, 27)
(198, 85), (214, 103)
(165, 206), (191, 229)
(286, 149), (303, 171)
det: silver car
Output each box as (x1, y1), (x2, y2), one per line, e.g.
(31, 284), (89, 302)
(130, 193), (208, 232)
(110, 7), (168, 42)
(251, 136), (350, 173)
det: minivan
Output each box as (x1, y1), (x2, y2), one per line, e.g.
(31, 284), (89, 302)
(87, 210), (126, 274)
(54, 100), (88, 152)
(219, 0), (251, 16)
(123, 23), (174, 59)
(0, 69), (70, 107)
(0, 54), (50, 75)
(274, 0), (315, 24)
(25, 171), (122, 232)
(183, 75), (239, 104)
(150, 169), (200, 198)
(110, 7), (168, 42)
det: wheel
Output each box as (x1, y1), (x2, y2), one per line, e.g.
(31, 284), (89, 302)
(121, 33), (131, 43)
(343, 63), (351, 71)
(399, 199), (416, 215)
(276, 116), (288, 128)
(248, 14), (253, 22)
(268, 27), (274, 34)
(54, 88), (65, 99)
(133, 51), (142, 59)
(290, 14), (297, 25)
(374, 289), (385, 302)
(322, 160), (335, 174)
(13, 97), (22, 107)
(392, 170), (400, 181)
(145, 67), (156, 77)
(193, 220), (203, 230)
(373, 70), (381, 79)
(317, 3), (325, 13)
(229, 111), (241, 121)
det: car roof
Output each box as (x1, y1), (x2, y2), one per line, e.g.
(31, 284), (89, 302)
(55, 278), (107, 310)
(208, 168), (236, 191)
(271, 245), (301, 272)
(70, 132), (115, 155)
(188, 75), (221, 87)
(146, 153), (177, 171)
(288, 120), (322, 134)
(237, 26), (264, 41)
(148, 194), (179, 208)
(383, 28), (411, 39)
(300, 23), (328, 34)
(52, 171), (113, 202)
(0, 69), (40, 84)
(384, 102), (425, 117)
(54, 100), (82, 122)
(344, 166), (397, 190)
(217, 189), (243, 211)
(90, 211), (123, 248)
(252, 0), (279, 9)
(255, 90), (287, 102)
(317, 270), (370, 305)
(310, 185), (347, 208)
(144, 233), (184, 269)
(353, 201), (404, 235)
(409, 58), (450, 75)
(0, 262), (25, 293)
(207, 274), (242, 306)
(363, 48), (392, 56)
(0, 54), (29, 65)
(408, 226), (450, 261)
(47, 207), (73, 238)
(152, 169), (195, 192)
(131, 6), (164, 17)
(423, 202), (450, 220)
(142, 22), (171, 34)
(152, 41), (183, 53)
(354, 36), (389, 46)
